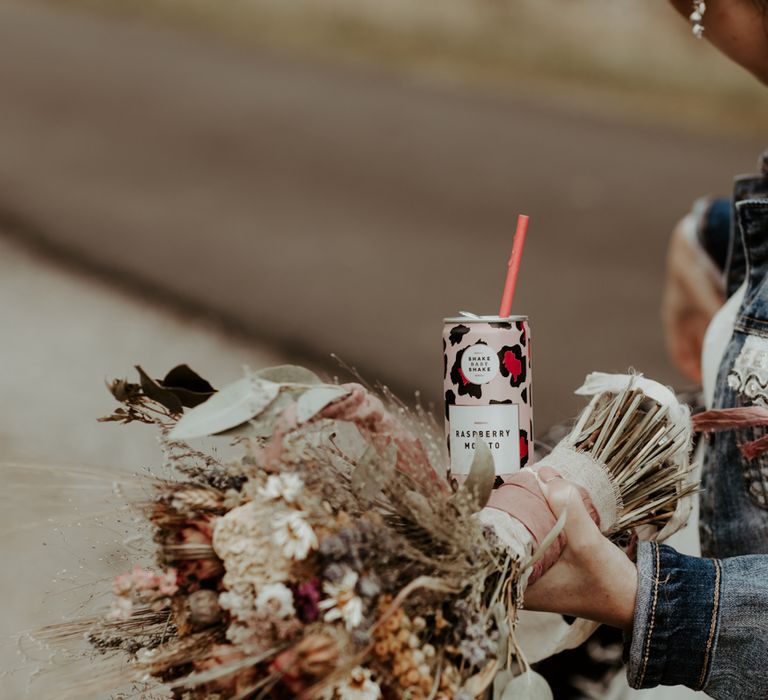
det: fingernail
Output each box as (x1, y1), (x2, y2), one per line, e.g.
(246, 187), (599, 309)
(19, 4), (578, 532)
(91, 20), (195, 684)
(537, 465), (562, 483)
(534, 466), (563, 501)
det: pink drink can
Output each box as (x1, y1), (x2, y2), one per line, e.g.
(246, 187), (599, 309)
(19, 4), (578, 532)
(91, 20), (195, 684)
(442, 315), (533, 483)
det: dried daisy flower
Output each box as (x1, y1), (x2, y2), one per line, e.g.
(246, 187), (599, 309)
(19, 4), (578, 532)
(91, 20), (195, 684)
(255, 582), (296, 619)
(319, 569), (364, 630)
(272, 510), (318, 561)
(327, 666), (382, 700)
(258, 472), (304, 503)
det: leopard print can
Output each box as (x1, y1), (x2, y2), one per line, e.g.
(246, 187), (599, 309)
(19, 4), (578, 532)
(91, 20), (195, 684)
(443, 315), (533, 485)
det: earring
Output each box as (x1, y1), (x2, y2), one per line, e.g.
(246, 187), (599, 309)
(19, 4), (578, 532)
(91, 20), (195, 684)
(690, 1), (706, 38)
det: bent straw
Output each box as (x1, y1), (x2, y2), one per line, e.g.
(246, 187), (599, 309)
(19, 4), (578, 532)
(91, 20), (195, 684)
(498, 214), (530, 317)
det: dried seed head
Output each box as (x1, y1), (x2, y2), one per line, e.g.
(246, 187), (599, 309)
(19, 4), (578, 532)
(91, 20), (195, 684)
(187, 589), (222, 627)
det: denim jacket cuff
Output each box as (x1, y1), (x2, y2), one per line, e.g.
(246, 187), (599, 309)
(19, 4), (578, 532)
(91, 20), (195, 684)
(626, 541), (722, 691)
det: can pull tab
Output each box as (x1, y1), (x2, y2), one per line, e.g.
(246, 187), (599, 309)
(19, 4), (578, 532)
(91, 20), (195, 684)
(459, 310), (481, 319)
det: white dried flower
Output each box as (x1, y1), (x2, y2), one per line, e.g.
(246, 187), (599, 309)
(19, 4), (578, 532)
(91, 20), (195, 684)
(108, 596), (133, 621)
(218, 589), (253, 620)
(335, 667), (382, 700)
(226, 621), (256, 645)
(213, 502), (290, 592)
(319, 569), (363, 630)
(272, 510), (318, 561)
(255, 582), (295, 618)
(258, 473), (304, 503)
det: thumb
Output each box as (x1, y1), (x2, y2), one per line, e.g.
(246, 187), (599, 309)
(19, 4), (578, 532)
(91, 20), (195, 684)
(538, 475), (601, 552)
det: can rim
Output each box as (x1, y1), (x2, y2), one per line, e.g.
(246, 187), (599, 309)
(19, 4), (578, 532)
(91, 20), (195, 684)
(443, 315), (528, 323)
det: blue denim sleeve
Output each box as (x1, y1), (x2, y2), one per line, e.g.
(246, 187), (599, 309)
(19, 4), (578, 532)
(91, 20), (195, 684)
(694, 196), (730, 272)
(626, 541), (768, 698)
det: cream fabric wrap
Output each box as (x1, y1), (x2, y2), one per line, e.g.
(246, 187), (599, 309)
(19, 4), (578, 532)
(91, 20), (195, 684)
(534, 444), (622, 531)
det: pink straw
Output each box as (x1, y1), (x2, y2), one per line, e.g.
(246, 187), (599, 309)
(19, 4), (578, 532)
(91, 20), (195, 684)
(498, 214), (530, 317)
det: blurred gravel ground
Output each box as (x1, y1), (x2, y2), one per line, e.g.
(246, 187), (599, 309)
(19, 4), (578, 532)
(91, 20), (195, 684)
(0, 234), (287, 698)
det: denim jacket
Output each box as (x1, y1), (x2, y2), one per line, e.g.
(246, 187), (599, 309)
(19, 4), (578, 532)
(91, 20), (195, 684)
(626, 156), (768, 697)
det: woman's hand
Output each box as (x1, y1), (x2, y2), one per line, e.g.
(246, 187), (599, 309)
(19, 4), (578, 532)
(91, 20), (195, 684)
(661, 213), (724, 384)
(523, 474), (638, 631)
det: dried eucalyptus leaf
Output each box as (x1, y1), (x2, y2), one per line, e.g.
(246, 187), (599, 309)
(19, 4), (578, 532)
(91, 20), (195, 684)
(463, 659), (498, 697)
(210, 421), (264, 438)
(495, 670), (553, 700)
(135, 365), (183, 414)
(462, 440), (496, 510)
(351, 442), (397, 502)
(329, 421), (368, 464)
(255, 365), (322, 385)
(247, 389), (306, 439)
(161, 365), (216, 408)
(169, 375), (280, 440)
(296, 385), (350, 423)
(230, 396), (347, 443)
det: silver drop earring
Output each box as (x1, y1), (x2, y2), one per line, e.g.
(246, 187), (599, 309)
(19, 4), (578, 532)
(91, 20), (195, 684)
(690, 0), (706, 38)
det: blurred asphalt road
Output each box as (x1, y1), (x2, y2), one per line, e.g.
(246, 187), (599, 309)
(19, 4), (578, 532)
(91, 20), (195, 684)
(0, 1), (765, 428)
(0, 233), (286, 698)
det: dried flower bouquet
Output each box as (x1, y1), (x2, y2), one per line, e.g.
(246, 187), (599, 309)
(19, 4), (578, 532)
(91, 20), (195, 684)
(33, 364), (695, 700)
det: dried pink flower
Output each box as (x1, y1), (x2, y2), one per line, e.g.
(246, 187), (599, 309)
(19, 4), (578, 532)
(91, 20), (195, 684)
(293, 579), (321, 622)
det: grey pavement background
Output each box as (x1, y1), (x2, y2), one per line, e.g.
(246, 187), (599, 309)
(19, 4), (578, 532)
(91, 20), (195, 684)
(0, 234), (288, 698)
(0, 2), (765, 431)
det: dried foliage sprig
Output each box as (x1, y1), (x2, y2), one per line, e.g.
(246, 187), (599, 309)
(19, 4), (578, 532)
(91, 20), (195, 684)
(100, 364), (216, 426)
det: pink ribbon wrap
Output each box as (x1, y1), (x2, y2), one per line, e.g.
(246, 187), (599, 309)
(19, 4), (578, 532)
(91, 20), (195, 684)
(486, 466), (600, 585)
